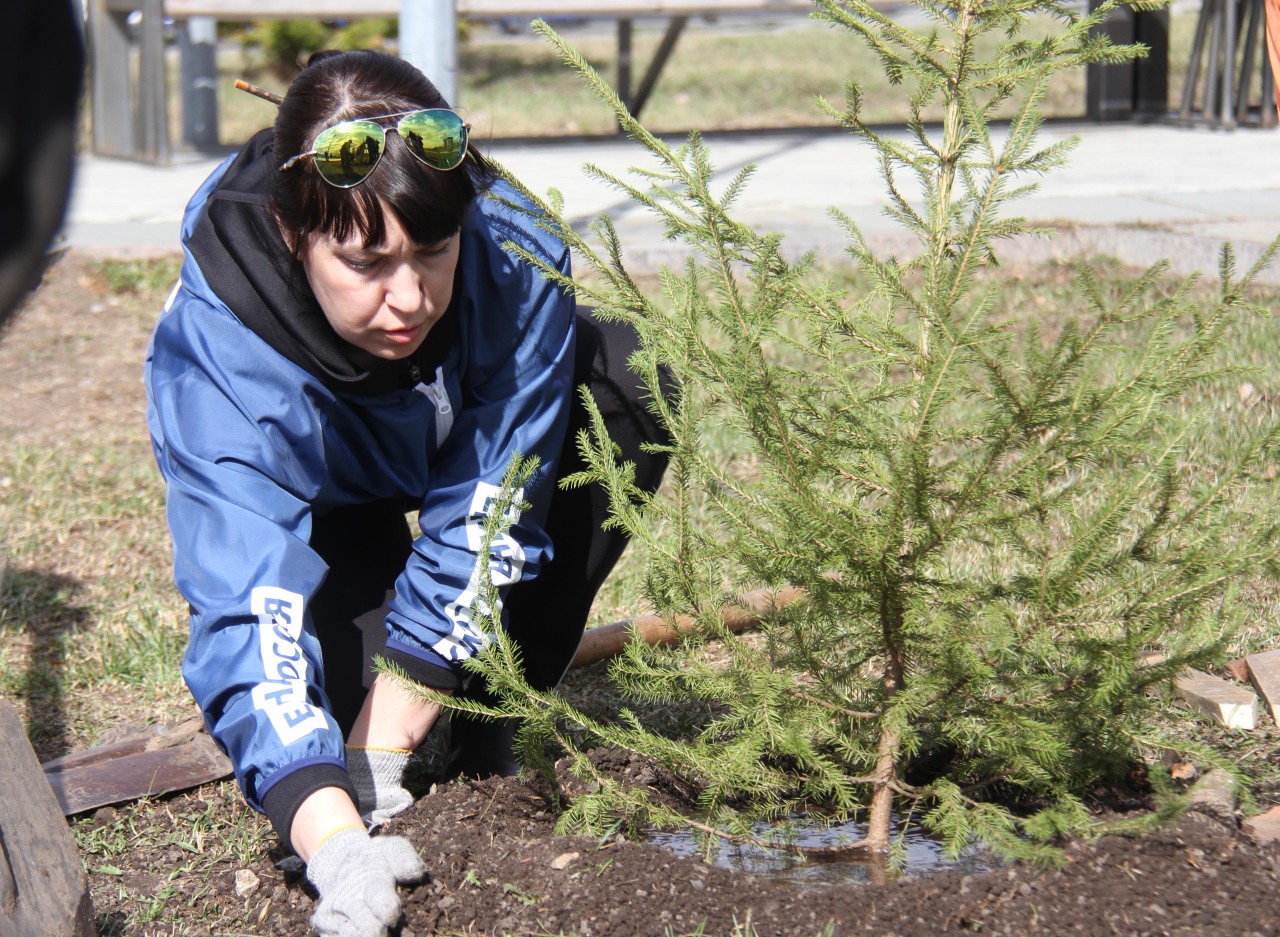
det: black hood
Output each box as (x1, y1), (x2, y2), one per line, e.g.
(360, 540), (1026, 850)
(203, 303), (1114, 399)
(187, 129), (456, 396)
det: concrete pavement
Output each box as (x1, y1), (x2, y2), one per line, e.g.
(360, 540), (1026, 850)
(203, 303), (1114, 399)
(65, 120), (1280, 281)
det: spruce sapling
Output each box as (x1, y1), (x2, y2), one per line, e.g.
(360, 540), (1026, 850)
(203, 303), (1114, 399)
(427, 1), (1280, 863)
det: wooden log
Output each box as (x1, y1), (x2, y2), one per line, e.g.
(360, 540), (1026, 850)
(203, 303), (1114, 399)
(0, 700), (95, 937)
(571, 584), (805, 669)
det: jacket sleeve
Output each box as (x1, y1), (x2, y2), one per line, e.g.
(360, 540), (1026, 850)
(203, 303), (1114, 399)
(145, 296), (354, 832)
(380, 196), (576, 679)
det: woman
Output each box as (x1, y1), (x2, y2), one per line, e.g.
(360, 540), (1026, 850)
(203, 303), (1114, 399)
(145, 49), (669, 937)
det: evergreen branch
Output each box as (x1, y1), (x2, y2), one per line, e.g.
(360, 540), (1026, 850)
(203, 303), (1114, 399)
(787, 686), (881, 721)
(532, 20), (678, 164)
(815, 0), (953, 85)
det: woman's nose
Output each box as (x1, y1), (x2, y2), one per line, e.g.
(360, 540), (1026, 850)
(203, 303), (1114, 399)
(384, 263), (424, 312)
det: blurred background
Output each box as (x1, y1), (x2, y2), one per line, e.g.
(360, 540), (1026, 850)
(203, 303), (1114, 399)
(82, 0), (1273, 162)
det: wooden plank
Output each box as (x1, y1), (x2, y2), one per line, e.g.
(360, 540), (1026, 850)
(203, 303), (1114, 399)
(141, 0), (399, 15)
(0, 700), (95, 937)
(44, 729), (232, 816)
(456, 0), (816, 16)
(1245, 648), (1280, 722)
(1175, 668), (1259, 729)
(40, 716), (207, 774)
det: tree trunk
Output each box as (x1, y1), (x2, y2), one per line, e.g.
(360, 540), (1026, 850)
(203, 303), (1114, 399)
(0, 700), (95, 936)
(866, 588), (907, 852)
(866, 720), (901, 852)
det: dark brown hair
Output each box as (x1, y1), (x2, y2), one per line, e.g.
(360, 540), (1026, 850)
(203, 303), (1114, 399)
(272, 49), (495, 254)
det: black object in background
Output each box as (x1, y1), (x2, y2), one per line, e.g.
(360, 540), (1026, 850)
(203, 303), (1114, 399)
(0, 0), (85, 329)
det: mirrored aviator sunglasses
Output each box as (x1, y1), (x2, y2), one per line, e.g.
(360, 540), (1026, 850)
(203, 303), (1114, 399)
(278, 109), (471, 188)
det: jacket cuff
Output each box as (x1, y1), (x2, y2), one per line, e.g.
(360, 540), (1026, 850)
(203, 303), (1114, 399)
(260, 762), (357, 847)
(383, 640), (462, 691)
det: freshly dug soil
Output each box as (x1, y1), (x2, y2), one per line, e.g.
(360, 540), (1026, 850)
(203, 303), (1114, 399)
(89, 753), (1280, 937)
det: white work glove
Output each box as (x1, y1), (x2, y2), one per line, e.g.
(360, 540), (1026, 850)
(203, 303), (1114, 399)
(306, 825), (426, 937)
(346, 746), (414, 827)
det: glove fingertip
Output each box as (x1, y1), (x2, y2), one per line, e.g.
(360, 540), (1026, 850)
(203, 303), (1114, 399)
(309, 906), (339, 932)
(365, 888), (405, 929)
(395, 853), (429, 883)
(378, 838), (428, 881)
(311, 903), (374, 937)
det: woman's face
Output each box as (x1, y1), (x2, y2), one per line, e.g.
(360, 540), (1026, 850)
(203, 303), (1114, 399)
(301, 210), (460, 362)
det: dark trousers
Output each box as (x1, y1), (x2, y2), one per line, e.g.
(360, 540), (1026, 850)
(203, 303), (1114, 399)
(309, 311), (672, 761)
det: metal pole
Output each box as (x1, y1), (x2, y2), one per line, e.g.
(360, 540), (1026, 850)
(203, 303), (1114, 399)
(180, 17), (219, 149)
(401, 0), (458, 107)
(630, 16), (688, 119)
(1181, 0), (1214, 119)
(1222, 0), (1238, 128)
(617, 18), (634, 112)
(139, 0), (169, 162)
(88, 0), (135, 157)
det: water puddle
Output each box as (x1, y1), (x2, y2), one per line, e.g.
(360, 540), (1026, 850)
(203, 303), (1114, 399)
(647, 816), (1004, 887)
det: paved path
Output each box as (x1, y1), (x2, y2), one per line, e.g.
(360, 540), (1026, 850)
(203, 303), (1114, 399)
(66, 120), (1280, 280)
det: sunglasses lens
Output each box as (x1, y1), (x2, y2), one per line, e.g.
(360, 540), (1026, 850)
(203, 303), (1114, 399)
(396, 110), (469, 170)
(311, 121), (385, 187)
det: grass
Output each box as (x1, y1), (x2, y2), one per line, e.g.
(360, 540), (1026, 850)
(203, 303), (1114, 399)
(189, 8), (1249, 148)
(93, 257), (185, 296)
(81, 779), (276, 936)
(0, 439), (191, 750)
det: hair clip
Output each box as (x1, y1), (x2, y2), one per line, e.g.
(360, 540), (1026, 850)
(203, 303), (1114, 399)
(234, 79), (284, 106)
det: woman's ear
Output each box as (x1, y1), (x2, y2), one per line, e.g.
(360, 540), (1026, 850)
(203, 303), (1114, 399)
(273, 208), (306, 260)
(277, 218), (298, 254)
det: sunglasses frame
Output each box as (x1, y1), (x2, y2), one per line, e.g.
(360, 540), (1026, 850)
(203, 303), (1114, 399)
(278, 108), (472, 187)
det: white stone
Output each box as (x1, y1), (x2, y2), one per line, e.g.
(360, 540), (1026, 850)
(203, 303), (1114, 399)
(234, 868), (260, 898)
(550, 851), (580, 870)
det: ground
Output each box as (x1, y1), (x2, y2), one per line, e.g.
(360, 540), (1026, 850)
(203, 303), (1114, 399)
(8, 252), (1280, 936)
(89, 755), (1280, 937)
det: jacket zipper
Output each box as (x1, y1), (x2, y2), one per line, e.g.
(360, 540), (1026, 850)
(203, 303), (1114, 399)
(413, 365), (454, 443)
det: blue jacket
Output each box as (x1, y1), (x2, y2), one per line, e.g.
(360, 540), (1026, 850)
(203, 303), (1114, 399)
(145, 131), (574, 833)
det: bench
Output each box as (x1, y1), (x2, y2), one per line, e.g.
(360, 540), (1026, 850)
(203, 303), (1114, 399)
(87, 0), (817, 161)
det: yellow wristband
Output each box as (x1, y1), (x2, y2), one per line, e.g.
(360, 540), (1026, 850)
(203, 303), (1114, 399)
(313, 823), (363, 854)
(346, 745), (413, 755)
